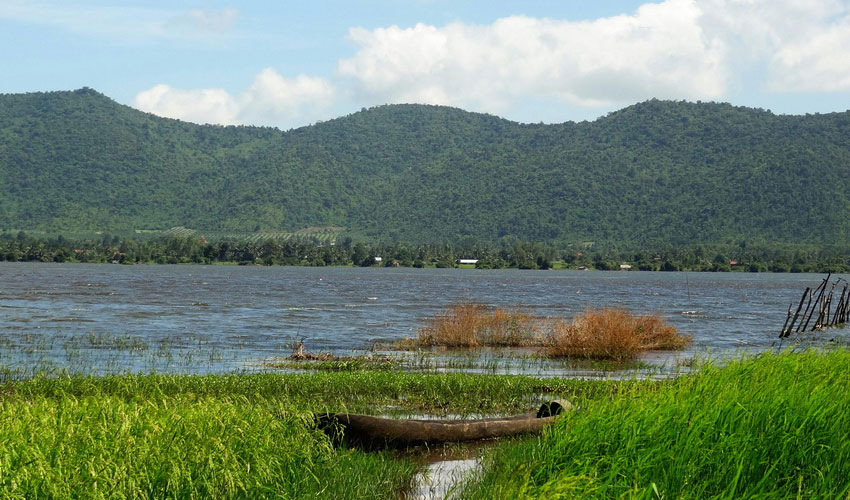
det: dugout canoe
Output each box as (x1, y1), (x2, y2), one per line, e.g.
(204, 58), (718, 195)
(316, 400), (571, 448)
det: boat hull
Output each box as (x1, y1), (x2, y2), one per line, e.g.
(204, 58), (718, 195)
(316, 400), (570, 448)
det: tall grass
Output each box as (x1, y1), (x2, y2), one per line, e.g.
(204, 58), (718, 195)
(461, 349), (850, 499)
(5, 371), (628, 416)
(545, 308), (690, 361)
(416, 304), (542, 348)
(0, 393), (414, 499)
(0, 370), (640, 498)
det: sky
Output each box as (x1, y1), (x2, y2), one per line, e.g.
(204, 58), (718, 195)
(1, 0), (849, 129)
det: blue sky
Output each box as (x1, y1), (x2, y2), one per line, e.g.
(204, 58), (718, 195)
(2, 0), (849, 129)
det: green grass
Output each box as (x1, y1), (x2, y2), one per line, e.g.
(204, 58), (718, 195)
(4, 371), (630, 416)
(5, 351), (847, 499)
(0, 394), (412, 499)
(0, 371), (635, 499)
(460, 349), (850, 499)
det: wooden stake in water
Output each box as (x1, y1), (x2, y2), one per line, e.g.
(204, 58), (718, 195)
(781, 274), (848, 337)
(782, 287), (809, 338)
(801, 274), (830, 332)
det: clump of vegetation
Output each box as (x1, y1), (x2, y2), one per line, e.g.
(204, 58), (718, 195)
(415, 304), (542, 348)
(462, 349), (850, 499)
(267, 338), (399, 371)
(545, 307), (690, 361)
(407, 304), (688, 361)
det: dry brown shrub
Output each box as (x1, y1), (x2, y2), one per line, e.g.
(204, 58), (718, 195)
(416, 304), (542, 348)
(410, 304), (689, 359)
(545, 307), (690, 361)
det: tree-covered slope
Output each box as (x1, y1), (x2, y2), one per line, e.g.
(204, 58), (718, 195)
(1, 88), (848, 245)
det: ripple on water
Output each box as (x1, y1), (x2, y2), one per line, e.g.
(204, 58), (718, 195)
(50, 317), (96, 323)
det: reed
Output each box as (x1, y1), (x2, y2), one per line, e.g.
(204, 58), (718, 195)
(545, 308), (689, 361)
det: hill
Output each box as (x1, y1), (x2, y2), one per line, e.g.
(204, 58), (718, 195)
(1, 88), (849, 246)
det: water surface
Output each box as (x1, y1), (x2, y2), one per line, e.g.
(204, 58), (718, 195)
(0, 263), (843, 374)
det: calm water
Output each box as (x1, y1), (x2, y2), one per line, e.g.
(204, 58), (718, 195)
(0, 263), (844, 374)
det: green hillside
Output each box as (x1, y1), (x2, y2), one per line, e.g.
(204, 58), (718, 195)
(1, 88), (849, 246)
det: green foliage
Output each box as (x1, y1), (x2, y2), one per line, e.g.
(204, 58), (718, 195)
(2, 90), (850, 246)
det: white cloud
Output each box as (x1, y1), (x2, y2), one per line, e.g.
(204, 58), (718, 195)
(338, 0), (728, 111)
(770, 19), (850, 92)
(0, 3), (239, 42)
(134, 84), (239, 125)
(131, 0), (850, 127)
(697, 0), (850, 92)
(338, 0), (850, 112)
(134, 69), (336, 128)
(173, 8), (239, 33)
(238, 69), (337, 126)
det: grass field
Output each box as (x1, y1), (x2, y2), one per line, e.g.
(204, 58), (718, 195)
(459, 348), (850, 499)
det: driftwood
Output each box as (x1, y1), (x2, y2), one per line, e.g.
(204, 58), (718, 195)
(317, 400), (571, 448)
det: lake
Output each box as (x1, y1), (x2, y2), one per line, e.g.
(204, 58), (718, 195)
(0, 263), (844, 375)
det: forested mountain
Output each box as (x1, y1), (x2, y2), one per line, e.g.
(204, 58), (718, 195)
(1, 88), (849, 246)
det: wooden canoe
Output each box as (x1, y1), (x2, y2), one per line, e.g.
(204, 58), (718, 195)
(316, 400), (570, 448)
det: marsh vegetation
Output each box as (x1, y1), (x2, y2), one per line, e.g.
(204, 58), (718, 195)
(404, 304), (690, 361)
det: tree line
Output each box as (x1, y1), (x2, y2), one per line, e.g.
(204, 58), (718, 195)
(2, 232), (848, 273)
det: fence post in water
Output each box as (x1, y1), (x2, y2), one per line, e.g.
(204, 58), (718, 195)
(796, 288), (815, 333)
(818, 280), (839, 329)
(781, 303), (793, 338)
(830, 285), (847, 326)
(782, 287), (809, 338)
(819, 285), (834, 329)
(802, 274), (830, 332)
(781, 274), (847, 337)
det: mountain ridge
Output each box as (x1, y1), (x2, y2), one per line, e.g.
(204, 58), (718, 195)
(1, 88), (849, 246)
